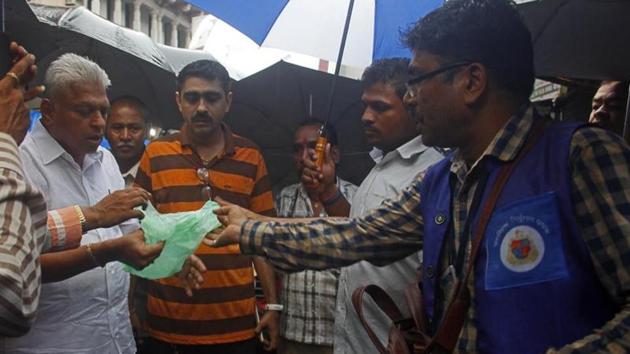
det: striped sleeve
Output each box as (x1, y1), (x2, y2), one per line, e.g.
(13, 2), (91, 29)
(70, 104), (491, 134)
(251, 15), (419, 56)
(0, 133), (47, 336)
(249, 150), (275, 217)
(43, 206), (82, 252)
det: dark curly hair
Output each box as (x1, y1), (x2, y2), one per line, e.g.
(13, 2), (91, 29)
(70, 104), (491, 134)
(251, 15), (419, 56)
(177, 60), (231, 93)
(361, 58), (410, 99)
(403, 0), (534, 102)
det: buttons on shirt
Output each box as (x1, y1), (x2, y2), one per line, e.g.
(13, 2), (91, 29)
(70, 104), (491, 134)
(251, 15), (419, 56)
(434, 214), (447, 225)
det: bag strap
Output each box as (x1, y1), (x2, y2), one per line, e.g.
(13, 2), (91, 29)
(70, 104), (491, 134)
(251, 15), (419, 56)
(431, 120), (547, 352)
(352, 284), (407, 354)
(404, 272), (427, 333)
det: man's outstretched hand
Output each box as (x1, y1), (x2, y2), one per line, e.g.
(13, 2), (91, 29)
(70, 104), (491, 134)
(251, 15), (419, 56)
(203, 198), (253, 248)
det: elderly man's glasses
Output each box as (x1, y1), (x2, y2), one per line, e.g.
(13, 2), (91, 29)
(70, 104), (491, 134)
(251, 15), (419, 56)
(405, 62), (471, 98)
(197, 167), (212, 200)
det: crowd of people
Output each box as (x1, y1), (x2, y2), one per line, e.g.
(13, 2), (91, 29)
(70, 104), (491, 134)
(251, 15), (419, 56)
(0, 0), (629, 353)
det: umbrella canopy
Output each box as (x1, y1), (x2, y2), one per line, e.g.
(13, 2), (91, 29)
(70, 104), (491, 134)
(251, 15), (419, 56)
(158, 44), (221, 76)
(6, 1), (183, 129)
(226, 60), (374, 192)
(518, 0), (630, 81)
(187, 0), (443, 69)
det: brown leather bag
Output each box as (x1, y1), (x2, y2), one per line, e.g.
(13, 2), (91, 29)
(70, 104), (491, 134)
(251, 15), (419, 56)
(352, 121), (546, 354)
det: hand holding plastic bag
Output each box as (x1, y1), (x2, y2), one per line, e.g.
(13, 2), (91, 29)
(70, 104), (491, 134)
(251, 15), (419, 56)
(123, 200), (220, 279)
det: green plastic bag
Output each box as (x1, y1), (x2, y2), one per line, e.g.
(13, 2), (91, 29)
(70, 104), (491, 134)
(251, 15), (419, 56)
(123, 200), (221, 279)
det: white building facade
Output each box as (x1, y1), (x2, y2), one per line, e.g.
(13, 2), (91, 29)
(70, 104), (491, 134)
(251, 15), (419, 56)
(28, 0), (203, 48)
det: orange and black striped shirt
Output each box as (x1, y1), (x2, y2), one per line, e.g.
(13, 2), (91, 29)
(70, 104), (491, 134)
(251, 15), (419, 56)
(134, 124), (274, 345)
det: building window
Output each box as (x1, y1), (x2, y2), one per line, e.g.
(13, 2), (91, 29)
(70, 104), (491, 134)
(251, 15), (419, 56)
(163, 21), (173, 46)
(124, 2), (133, 28)
(141, 5), (152, 37)
(106, 0), (114, 21)
(178, 27), (187, 48)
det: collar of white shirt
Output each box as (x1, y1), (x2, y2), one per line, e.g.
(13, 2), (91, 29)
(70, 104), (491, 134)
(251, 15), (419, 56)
(369, 134), (429, 164)
(31, 120), (104, 167)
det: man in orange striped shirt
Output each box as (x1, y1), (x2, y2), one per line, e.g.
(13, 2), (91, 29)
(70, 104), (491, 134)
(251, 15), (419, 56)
(134, 60), (279, 354)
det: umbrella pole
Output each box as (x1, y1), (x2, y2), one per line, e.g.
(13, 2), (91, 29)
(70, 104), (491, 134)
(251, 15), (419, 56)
(323, 0), (355, 125)
(623, 83), (630, 144)
(313, 0), (355, 172)
(1, 0), (9, 75)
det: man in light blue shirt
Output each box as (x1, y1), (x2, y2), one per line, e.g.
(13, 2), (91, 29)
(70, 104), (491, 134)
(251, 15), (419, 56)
(3, 53), (163, 354)
(303, 58), (444, 354)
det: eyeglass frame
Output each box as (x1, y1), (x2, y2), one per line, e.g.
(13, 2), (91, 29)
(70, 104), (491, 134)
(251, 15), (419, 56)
(405, 61), (471, 98)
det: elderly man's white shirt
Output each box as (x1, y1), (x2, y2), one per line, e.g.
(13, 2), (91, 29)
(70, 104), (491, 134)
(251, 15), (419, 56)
(3, 121), (137, 354)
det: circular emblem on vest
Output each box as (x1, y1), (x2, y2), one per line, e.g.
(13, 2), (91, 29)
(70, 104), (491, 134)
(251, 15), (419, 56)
(434, 214), (447, 225)
(499, 225), (545, 273)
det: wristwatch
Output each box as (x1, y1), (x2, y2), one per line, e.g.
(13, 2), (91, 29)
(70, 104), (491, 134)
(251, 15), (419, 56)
(264, 303), (284, 312)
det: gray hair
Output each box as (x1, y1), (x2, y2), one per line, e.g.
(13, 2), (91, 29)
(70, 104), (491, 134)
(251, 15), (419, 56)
(44, 53), (111, 98)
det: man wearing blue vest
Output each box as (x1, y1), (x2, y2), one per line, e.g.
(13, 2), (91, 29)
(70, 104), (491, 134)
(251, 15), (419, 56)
(206, 0), (630, 352)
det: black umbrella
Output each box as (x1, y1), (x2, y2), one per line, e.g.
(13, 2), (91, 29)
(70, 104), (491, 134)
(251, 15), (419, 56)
(518, 0), (630, 81)
(5, 1), (182, 129)
(226, 60), (373, 192)
(518, 0), (630, 139)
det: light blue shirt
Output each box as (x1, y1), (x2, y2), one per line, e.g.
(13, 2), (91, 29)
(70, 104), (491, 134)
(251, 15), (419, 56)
(333, 135), (444, 354)
(3, 121), (137, 354)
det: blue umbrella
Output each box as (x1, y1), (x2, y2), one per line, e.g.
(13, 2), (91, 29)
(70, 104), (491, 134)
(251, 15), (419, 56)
(187, 0), (443, 69)
(189, 0), (442, 137)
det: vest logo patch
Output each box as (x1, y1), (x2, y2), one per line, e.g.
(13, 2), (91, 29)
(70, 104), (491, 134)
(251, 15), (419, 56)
(500, 225), (545, 272)
(485, 192), (568, 290)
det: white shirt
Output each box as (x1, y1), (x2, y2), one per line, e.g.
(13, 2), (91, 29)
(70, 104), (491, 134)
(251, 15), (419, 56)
(3, 121), (137, 354)
(333, 135), (444, 354)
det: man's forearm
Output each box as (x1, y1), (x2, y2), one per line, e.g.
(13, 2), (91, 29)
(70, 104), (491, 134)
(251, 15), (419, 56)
(41, 237), (122, 283)
(239, 217), (421, 272)
(253, 256), (278, 304)
(0, 133), (47, 336)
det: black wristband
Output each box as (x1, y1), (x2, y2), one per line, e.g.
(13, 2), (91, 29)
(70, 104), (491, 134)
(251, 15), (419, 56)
(322, 189), (343, 206)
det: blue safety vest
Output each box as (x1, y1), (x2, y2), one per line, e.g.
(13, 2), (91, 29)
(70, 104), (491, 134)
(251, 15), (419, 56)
(419, 121), (616, 353)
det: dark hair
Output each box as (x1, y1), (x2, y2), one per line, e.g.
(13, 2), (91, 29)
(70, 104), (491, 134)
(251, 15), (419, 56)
(297, 118), (339, 146)
(403, 0), (534, 102)
(110, 95), (148, 123)
(361, 58), (410, 99)
(177, 60), (230, 93)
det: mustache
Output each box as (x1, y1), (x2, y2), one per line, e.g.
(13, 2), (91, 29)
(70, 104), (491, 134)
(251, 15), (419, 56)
(192, 113), (213, 123)
(116, 143), (135, 149)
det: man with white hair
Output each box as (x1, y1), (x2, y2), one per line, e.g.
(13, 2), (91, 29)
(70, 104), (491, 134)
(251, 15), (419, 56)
(3, 53), (163, 354)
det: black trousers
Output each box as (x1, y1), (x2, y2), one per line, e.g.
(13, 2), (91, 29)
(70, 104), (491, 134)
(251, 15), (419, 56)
(143, 337), (260, 354)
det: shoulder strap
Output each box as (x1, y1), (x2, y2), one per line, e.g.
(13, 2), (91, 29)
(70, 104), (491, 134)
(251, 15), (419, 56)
(352, 285), (406, 354)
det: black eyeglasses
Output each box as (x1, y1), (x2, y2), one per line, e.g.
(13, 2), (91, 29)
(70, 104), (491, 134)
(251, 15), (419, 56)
(405, 62), (471, 98)
(197, 167), (212, 201)
(182, 91), (222, 105)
